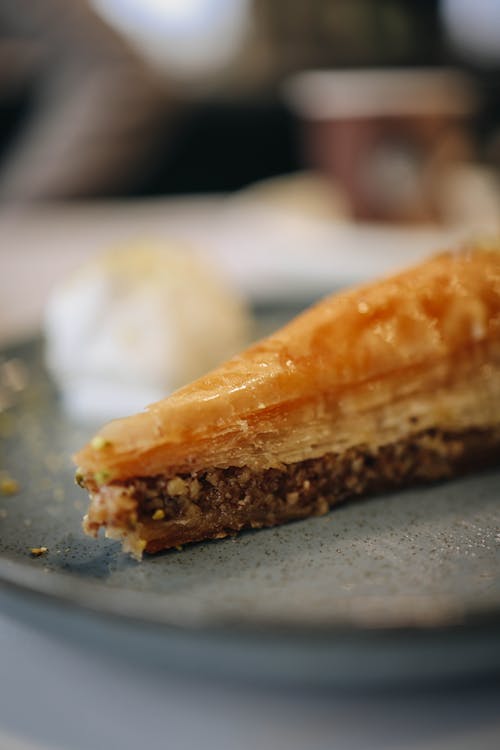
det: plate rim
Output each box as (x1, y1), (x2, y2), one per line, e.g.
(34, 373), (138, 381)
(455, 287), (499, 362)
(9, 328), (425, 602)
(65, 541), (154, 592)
(2, 549), (500, 639)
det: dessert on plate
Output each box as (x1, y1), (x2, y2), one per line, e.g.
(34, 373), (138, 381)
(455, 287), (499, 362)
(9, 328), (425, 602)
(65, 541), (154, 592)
(74, 244), (500, 558)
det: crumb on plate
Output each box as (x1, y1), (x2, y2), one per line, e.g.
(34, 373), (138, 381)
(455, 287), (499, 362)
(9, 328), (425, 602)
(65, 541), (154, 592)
(91, 435), (111, 451)
(0, 475), (19, 495)
(30, 546), (48, 557)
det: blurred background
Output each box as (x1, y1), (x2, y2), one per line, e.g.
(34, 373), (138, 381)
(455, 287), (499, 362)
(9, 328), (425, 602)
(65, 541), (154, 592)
(0, 0), (499, 204)
(2, 0), (500, 379)
(2, 0), (500, 354)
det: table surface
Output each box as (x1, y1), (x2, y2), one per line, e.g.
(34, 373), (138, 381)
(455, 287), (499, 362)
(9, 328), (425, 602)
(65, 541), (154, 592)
(1, 200), (500, 750)
(0, 197), (472, 345)
(1, 611), (500, 750)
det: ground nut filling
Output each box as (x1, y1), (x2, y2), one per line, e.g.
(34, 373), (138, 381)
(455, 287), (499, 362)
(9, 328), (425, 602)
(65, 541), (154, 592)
(82, 427), (500, 558)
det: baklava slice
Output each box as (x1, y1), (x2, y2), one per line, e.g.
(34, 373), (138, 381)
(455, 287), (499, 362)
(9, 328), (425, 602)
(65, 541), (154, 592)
(74, 245), (500, 558)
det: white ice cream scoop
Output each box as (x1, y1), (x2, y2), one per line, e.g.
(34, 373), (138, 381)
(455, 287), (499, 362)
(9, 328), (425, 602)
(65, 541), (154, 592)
(44, 242), (252, 422)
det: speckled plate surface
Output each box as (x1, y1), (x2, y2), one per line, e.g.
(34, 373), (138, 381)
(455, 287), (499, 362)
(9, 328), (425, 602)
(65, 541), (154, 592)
(1, 336), (500, 687)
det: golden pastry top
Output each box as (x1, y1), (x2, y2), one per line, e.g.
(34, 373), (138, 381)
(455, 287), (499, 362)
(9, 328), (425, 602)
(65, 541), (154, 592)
(75, 246), (500, 480)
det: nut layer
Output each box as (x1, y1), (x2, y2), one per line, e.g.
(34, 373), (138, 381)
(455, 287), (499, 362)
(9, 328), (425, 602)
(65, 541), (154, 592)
(83, 427), (500, 556)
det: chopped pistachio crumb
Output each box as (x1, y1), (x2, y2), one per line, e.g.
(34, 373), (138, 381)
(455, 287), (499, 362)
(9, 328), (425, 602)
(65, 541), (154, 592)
(0, 476), (19, 495)
(74, 468), (85, 487)
(175, 545), (183, 551)
(94, 469), (111, 485)
(166, 476), (188, 496)
(152, 508), (165, 521)
(91, 435), (111, 451)
(30, 546), (48, 557)
(189, 479), (201, 499)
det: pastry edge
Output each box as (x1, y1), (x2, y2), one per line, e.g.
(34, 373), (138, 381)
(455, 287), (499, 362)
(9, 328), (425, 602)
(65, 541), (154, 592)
(74, 248), (500, 480)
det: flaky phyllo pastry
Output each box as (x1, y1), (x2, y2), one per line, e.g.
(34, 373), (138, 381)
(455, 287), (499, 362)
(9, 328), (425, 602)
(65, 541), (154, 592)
(74, 246), (500, 558)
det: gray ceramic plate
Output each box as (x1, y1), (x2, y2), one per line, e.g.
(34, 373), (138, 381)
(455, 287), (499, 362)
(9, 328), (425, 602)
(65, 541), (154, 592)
(1, 336), (500, 688)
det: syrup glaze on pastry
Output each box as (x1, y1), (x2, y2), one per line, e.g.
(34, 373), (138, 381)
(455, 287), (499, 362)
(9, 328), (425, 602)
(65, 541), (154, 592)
(75, 246), (500, 557)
